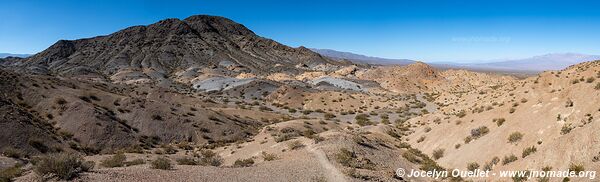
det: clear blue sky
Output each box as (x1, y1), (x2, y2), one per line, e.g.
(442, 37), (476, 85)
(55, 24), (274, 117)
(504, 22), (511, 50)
(1, 0), (599, 62)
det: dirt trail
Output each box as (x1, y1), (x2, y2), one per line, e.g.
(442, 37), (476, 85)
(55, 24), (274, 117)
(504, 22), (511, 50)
(308, 145), (347, 182)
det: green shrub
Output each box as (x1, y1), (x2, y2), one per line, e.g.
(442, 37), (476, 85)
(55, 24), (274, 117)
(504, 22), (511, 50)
(33, 153), (94, 180)
(150, 157), (172, 170)
(100, 153), (126, 168)
(233, 158), (254, 167)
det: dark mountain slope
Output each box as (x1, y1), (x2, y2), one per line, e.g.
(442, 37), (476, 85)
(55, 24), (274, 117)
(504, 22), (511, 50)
(17, 15), (337, 79)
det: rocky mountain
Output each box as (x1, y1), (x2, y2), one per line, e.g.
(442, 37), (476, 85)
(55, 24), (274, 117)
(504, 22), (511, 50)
(310, 48), (415, 65)
(6, 15), (339, 80)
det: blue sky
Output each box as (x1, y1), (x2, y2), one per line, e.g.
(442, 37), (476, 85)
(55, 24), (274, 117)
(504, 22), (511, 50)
(1, 0), (599, 62)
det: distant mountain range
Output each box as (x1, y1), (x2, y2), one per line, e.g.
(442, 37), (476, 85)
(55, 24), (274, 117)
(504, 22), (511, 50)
(0, 53), (31, 58)
(309, 48), (415, 65)
(460, 53), (600, 71)
(310, 48), (600, 72)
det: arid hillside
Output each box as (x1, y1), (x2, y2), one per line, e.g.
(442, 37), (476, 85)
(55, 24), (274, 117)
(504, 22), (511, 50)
(1, 14), (599, 182)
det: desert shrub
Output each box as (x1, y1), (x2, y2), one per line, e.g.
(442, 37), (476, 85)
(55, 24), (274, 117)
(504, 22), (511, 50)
(483, 157), (500, 171)
(198, 150), (223, 166)
(100, 153), (126, 168)
(324, 113), (336, 119)
(176, 142), (193, 150)
(502, 154), (518, 165)
(495, 118), (506, 126)
(561, 124), (574, 135)
(261, 151), (278, 161)
(432, 148), (444, 160)
(568, 163), (584, 173)
(456, 110), (467, 118)
(79, 96), (91, 103)
(565, 99), (574, 107)
(521, 146), (537, 158)
(508, 132), (523, 144)
(595, 83), (600, 90)
(274, 127), (300, 142)
(55, 98), (67, 105)
(28, 139), (49, 153)
(150, 157), (172, 170)
(416, 136), (426, 143)
(470, 126), (490, 138)
(176, 157), (198, 165)
(33, 153), (94, 180)
(233, 158), (254, 167)
(512, 170), (530, 182)
(467, 162), (480, 171)
(288, 140), (305, 150)
(509, 108), (516, 114)
(2, 148), (23, 159)
(124, 159), (145, 166)
(586, 77), (595, 83)
(312, 135), (325, 144)
(356, 119), (373, 126)
(162, 145), (177, 154)
(464, 136), (473, 144)
(258, 106), (272, 111)
(336, 148), (375, 170)
(151, 114), (163, 121)
(424, 126), (432, 133)
(0, 164), (23, 182)
(302, 110), (313, 115)
(355, 114), (372, 126)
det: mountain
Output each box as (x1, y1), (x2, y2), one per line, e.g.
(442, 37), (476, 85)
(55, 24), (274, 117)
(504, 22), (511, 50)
(0, 53), (31, 58)
(463, 53), (600, 71)
(8, 15), (339, 79)
(309, 48), (415, 65)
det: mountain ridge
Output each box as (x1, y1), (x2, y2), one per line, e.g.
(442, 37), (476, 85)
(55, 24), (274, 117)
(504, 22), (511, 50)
(6, 15), (340, 80)
(309, 48), (415, 65)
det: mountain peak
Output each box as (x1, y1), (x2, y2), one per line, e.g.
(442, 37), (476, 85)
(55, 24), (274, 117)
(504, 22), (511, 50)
(183, 15), (255, 36)
(17, 14), (334, 77)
